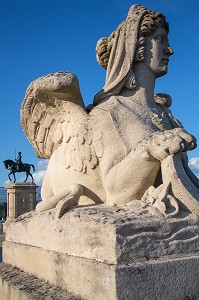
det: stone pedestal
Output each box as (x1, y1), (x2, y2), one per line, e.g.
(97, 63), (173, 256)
(4, 183), (37, 230)
(1, 205), (199, 299)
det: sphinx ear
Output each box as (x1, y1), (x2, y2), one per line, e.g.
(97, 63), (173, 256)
(123, 70), (137, 90)
(134, 37), (145, 62)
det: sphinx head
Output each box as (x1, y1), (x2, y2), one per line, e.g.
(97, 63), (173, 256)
(94, 5), (174, 104)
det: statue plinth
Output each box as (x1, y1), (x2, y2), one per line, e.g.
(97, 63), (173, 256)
(4, 183), (37, 231)
(2, 206), (199, 299)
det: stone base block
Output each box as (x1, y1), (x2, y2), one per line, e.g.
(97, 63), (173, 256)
(4, 205), (199, 263)
(2, 206), (199, 299)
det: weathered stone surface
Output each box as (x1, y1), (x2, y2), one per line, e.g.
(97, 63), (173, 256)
(0, 263), (82, 300)
(115, 257), (199, 300)
(3, 243), (116, 300)
(3, 239), (199, 300)
(3, 207), (199, 299)
(4, 207), (199, 263)
(4, 189), (199, 300)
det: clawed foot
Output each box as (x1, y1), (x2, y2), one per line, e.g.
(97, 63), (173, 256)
(139, 128), (197, 161)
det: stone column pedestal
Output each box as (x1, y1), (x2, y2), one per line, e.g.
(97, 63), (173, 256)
(4, 183), (37, 230)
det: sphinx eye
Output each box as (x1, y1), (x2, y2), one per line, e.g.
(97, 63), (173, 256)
(154, 34), (167, 42)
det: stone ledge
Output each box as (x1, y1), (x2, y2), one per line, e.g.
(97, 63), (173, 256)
(0, 263), (82, 300)
(6, 182), (37, 188)
(5, 205), (199, 263)
(2, 242), (199, 300)
(3, 242), (116, 300)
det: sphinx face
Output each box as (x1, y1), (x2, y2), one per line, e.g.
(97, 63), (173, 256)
(143, 26), (174, 78)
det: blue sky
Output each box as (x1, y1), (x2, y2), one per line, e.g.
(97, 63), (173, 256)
(0, 0), (199, 186)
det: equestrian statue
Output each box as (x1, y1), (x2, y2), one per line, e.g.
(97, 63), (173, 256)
(3, 152), (35, 183)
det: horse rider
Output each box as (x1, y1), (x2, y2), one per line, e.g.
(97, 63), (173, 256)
(15, 152), (23, 171)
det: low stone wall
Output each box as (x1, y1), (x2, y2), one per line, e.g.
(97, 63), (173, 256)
(0, 263), (82, 300)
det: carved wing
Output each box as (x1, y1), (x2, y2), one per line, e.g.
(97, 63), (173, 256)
(63, 111), (99, 173)
(20, 72), (88, 159)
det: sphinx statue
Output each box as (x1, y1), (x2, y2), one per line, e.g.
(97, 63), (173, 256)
(21, 4), (199, 218)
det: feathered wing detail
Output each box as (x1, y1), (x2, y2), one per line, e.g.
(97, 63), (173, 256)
(20, 72), (94, 163)
(64, 110), (99, 173)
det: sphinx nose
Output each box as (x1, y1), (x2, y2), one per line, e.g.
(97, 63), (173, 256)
(165, 46), (174, 56)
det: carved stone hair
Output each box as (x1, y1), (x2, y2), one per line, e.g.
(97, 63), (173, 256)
(96, 22), (124, 70)
(96, 13), (169, 70)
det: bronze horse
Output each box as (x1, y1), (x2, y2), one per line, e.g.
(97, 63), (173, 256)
(3, 159), (35, 183)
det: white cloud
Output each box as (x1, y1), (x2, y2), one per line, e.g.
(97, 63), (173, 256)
(33, 159), (49, 186)
(5, 179), (10, 186)
(37, 160), (49, 171)
(188, 157), (199, 177)
(33, 170), (46, 186)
